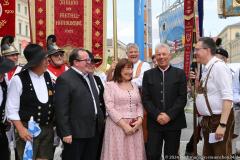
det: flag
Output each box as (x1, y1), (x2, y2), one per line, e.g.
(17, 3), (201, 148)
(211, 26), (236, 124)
(0, 0), (15, 37)
(23, 117), (41, 160)
(183, 0), (195, 80)
(28, 0), (107, 69)
(134, 0), (145, 60)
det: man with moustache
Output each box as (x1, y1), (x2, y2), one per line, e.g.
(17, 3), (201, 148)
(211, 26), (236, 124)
(142, 43), (187, 160)
(46, 35), (68, 84)
(6, 44), (55, 160)
(54, 49), (104, 160)
(191, 37), (233, 159)
(1, 36), (22, 85)
(46, 35), (68, 159)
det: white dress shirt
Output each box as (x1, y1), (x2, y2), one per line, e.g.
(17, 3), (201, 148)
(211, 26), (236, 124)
(6, 70), (48, 120)
(196, 56), (233, 116)
(71, 67), (98, 115)
(132, 60), (151, 87)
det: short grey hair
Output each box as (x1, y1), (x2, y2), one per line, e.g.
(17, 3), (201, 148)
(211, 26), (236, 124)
(126, 43), (139, 54)
(155, 43), (171, 54)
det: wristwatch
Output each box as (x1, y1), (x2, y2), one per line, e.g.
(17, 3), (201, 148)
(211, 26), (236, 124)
(219, 123), (227, 128)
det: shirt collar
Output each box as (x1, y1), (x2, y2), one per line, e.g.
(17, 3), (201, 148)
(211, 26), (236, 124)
(204, 56), (218, 70)
(71, 66), (88, 78)
(158, 65), (170, 72)
(28, 70), (44, 78)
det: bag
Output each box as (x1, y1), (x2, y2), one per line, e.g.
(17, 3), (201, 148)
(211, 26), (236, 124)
(201, 114), (221, 133)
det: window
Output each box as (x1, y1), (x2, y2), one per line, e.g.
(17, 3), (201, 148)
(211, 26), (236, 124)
(236, 32), (240, 39)
(18, 4), (21, 13)
(25, 25), (28, 36)
(19, 23), (22, 35)
(24, 6), (28, 15)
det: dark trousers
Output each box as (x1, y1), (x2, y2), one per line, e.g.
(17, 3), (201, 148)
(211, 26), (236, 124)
(201, 112), (234, 160)
(147, 130), (181, 160)
(0, 126), (10, 160)
(62, 133), (100, 160)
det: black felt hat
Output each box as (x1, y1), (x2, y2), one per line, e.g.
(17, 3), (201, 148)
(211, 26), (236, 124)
(21, 44), (47, 71)
(216, 48), (229, 58)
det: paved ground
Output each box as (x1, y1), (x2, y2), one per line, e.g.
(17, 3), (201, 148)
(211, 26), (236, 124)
(10, 105), (240, 159)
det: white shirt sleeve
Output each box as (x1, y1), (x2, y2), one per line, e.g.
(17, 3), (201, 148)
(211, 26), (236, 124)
(6, 75), (22, 120)
(233, 69), (240, 103)
(132, 62), (151, 87)
(214, 62), (233, 101)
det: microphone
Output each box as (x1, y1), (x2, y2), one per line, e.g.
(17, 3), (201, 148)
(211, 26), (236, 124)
(190, 58), (197, 85)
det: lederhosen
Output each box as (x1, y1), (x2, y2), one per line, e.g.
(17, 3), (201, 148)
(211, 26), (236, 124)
(198, 61), (234, 159)
(15, 70), (55, 160)
(0, 79), (10, 160)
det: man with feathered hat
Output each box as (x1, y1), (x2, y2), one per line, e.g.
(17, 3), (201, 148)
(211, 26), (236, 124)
(1, 35), (22, 84)
(0, 56), (15, 160)
(46, 35), (68, 84)
(6, 43), (55, 160)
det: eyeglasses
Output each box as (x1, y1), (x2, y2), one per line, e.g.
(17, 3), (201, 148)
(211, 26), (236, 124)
(75, 58), (91, 63)
(194, 47), (208, 52)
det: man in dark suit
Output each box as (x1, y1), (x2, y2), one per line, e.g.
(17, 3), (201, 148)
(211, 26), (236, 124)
(86, 50), (106, 160)
(54, 48), (104, 160)
(142, 43), (187, 160)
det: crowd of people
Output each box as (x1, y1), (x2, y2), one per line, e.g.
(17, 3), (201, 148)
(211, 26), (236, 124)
(0, 35), (239, 160)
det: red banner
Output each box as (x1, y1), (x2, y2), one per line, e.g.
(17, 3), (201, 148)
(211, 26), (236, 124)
(92, 0), (104, 65)
(0, 0), (15, 37)
(54, 0), (84, 48)
(183, 0), (195, 79)
(35, 0), (46, 47)
(29, 0), (106, 68)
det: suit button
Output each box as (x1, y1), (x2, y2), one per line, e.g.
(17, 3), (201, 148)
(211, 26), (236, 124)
(46, 122), (49, 125)
(38, 113), (41, 116)
(37, 118), (41, 122)
(100, 103), (102, 106)
(160, 100), (164, 103)
(49, 104), (51, 108)
(48, 111), (51, 115)
(160, 82), (163, 85)
(38, 106), (41, 110)
(48, 117), (50, 120)
(160, 91), (163, 94)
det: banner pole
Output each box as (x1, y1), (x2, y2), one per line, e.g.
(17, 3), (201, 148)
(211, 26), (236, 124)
(113, 0), (118, 60)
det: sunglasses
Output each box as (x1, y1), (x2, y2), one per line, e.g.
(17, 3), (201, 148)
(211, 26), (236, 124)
(52, 53), (64, 57)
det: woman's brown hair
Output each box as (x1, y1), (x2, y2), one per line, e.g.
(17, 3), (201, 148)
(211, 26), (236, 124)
(113, 58), (133, 83)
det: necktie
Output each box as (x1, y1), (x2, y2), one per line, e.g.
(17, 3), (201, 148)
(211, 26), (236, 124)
(87, 75), (100, 111)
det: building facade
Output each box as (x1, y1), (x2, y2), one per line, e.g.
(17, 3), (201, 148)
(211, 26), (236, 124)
(218, 22), (240, 62)
(106, 38), (127, 60)
(0, 0), (30, 64)
(15, 0), (30, 64)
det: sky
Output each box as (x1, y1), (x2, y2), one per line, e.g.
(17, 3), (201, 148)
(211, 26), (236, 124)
(107, 0), (240, 54)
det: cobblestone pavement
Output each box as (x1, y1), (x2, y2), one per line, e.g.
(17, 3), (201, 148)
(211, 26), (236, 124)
(10, 112), (240, 160)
